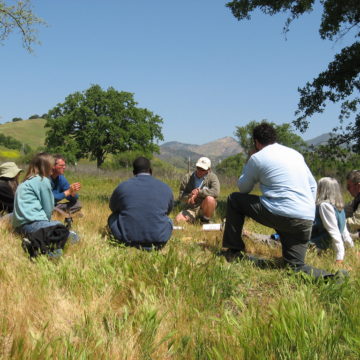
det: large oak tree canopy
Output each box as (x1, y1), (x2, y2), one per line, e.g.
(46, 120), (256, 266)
(45, 85), (164, 167)
(226, 0), (360, 150)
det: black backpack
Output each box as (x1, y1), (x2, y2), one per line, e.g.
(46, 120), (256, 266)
(21, 224), (69, 258)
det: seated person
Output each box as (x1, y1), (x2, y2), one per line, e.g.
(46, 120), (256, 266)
(108, 157), (174, 250)
(0, 162), (22, 215)
(175, 157), (220, 224)
(50, 154), (82, 215)
(310, 177), (354, 263)
(13, 153), (78, 257)
(344, 170), (360, 235)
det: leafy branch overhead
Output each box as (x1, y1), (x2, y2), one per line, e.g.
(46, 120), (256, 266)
(0, 0), (46, 52)
(226, 0), (360, 151)
(45, 84), (164, 167)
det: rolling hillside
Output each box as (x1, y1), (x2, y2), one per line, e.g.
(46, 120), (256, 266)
(0, 118), (46, 149)
(159, 136), (243, 169)
(305, 133), (332, 147)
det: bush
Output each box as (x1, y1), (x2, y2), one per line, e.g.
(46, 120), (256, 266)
(12, 117), (22, 122)
(215, 153), (246, 177)
(0, 134), (22, 150)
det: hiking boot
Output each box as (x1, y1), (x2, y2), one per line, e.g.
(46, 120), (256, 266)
(323, 269), (349, 284)
(199, 216), (211, 224)
(21, 237), (32, 255)
(68, 230), (80, 244)
(333, 269), (349, 284)
(217, 248), (245, 262)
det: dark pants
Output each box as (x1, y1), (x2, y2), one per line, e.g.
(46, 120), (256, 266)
(222, 192), (333, 279)
(54, 199), (82, 215)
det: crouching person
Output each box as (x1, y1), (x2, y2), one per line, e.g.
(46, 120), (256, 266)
(108, 157), (174, 250)
(175, 157), (220, 224)
(13, 153), (78, 258)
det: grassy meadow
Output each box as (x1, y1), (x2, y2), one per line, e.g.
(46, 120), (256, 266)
(1, 166), (360, 359)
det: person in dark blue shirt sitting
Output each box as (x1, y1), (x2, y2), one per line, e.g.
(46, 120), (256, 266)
(50, 155), (82, 215)
(108, 157), (174, 250)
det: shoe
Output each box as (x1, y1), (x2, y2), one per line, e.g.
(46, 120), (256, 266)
(199, 216), (211, 224)
(217, 248), (245, 262)
(48, 248), (63, 259)
(21, 237), (34, 256)
(68, 230), (80, 244)
(323, 269), (349, 284)
(333, 269), (349, 284)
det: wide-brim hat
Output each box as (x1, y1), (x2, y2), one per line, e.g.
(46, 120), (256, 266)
(196, 157), (211, 170)
(0, 162), (23, 178)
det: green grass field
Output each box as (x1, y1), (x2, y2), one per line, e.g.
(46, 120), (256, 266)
(0, 118), (46, 149)
(0, 168), (359, 359)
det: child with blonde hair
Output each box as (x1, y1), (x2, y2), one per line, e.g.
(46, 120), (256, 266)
(310, 177), (354, 263)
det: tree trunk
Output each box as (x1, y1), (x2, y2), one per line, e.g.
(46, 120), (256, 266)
(96, 156), (104, 168)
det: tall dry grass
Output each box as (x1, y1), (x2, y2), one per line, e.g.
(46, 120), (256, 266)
(0, 168), (359, 359)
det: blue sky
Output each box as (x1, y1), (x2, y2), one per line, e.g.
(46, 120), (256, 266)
(0, 0), (353, 145)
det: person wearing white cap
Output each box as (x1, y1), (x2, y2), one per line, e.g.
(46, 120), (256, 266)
(0, 162), (22, 215)
(175, 157), (220, 224)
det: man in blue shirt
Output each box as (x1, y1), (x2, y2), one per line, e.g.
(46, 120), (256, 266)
(108, 157), (174, 250)
(50, 155), (82, 215)
(221, 123), (335, 279)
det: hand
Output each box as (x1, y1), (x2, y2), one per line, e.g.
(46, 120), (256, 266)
(70, 182), (81, 192)
(65, 182), (81, 197)
(188, 195), (196, 205)
(191, 188), (200, 197)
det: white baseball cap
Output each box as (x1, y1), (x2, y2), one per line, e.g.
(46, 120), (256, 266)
(196, 157), (211, 170)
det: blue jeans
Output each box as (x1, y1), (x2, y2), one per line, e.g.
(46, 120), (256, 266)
(18, 220), (62, 236)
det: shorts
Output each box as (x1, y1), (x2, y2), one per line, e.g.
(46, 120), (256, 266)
(181, 205), (203, 223)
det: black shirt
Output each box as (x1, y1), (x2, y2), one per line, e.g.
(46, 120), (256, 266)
(0, 180), (15, 213)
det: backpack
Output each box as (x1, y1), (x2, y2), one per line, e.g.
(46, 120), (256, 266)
(21, 224), (69, 258)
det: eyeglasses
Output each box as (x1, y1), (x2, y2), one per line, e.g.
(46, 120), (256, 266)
(55, 163), (66, 168)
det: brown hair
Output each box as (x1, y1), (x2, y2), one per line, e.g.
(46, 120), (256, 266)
(0, 177), (19, 194)
(24, 152), (55, 181)
(346, 170), (360, 184)
(54, 154), (66, 165)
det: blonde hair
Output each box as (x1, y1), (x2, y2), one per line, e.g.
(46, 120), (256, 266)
(24, 153), (54, 181)
(316, 177), (344, 211)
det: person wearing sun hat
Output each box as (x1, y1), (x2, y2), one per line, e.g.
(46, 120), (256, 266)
(175, 156), (220, 224)
(0, 162), (23, 214)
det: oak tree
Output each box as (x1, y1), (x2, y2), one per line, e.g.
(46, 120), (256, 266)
(45, 85), (164, 167)
(235, 120), (307, 156)
(226, 0), (360, 151)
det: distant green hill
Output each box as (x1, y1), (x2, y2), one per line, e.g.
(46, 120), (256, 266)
(0, 118), (46, 149)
